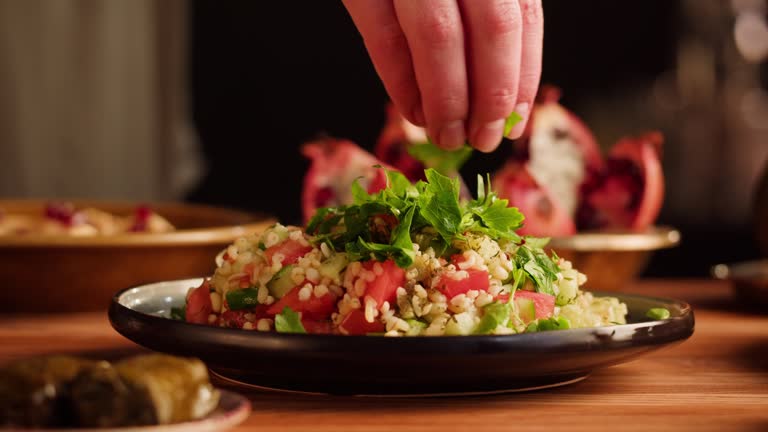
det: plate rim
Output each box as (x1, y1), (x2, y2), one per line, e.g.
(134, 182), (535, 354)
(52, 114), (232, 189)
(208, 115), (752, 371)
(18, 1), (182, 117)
(109, 278), (695, 395)
(21, 389), (251, 432)
(109, 277), (695, 349)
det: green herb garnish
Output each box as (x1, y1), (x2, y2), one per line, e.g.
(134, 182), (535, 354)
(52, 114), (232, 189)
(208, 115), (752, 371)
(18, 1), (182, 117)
(405, 111), (523, 176)
(407, 142), (473, 175)
(504, 111), (524, 136)
(305, 166), (560, 294)
(308, 168), (524, 267)
(275, 307), (307, 334)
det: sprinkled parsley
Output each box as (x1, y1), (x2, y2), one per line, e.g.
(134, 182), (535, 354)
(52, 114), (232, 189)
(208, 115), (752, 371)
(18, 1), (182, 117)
(306, 166), (559, 295)
(405, 111), (523, 176)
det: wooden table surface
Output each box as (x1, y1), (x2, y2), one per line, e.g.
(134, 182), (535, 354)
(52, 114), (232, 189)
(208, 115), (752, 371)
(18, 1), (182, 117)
(1, 279), (767, 432)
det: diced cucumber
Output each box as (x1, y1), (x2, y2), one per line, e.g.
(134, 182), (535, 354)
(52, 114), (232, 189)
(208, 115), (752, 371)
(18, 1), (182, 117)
(405, 319), (427, 336)
(556, 277), (578, 306)
(536, 316), (571, 331)
(226, 288), (260, 310)
(474, 302), (511, 334)
(444, 312), (475, 335)
(267, 265), (296, 299)
(514, 297), (536, 324)
(319, 253), (348, 281)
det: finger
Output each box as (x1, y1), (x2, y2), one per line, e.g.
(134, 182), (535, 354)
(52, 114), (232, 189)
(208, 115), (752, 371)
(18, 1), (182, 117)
(394, 0), (468, 150)
(460, 0), (522, 152)
(507, 0), (543, 139)
(342, 0), (425, 126)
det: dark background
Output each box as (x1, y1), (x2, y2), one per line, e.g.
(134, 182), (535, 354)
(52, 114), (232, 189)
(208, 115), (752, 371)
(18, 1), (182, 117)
(187, 0), (766, 277)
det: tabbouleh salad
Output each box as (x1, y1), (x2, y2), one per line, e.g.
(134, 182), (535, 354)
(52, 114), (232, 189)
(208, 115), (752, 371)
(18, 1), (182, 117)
(177, 168), (628, 336)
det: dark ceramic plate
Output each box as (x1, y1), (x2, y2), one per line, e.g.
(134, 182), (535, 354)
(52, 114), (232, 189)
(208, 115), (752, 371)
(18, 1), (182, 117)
(109, 278), (695, 396)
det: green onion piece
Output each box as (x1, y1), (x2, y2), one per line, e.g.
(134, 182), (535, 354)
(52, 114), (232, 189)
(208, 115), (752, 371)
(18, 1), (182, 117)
(225, 288), (260, 310)
(535, 316), (571, 331)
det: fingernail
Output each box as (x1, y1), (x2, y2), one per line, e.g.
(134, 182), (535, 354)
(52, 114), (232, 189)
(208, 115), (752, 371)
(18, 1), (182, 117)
(472, 118), (506, 153)
(506, 102), (530, 139)
(437, 120), (466, 150)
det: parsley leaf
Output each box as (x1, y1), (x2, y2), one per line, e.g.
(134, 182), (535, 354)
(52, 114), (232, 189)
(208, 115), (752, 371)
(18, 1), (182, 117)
(407, 142), (473, 175)
(275, 307), (307, 334)
(504, 111), (524, 136)
(417, 169), (463, 243)
(515, 244), (560, 296)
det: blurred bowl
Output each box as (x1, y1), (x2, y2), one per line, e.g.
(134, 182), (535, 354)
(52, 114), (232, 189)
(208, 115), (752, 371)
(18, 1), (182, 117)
(0, 199), (275, 313)
(547, 226), (681, 292)
(711, 259), (768, 307)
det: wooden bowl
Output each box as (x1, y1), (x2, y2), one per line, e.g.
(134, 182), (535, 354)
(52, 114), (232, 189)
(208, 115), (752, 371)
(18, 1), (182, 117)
(548, 226), (681, 292)
(0, 200), (275, 313)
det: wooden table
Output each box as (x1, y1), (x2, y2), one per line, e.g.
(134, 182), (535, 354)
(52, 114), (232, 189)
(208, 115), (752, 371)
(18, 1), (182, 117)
(1, 279), (767, 431)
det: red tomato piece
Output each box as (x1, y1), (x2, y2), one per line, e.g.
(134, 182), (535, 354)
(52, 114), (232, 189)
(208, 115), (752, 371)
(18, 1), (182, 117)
(514, 290), (555, 319)
(338, 309), (386, 335)
(436, 269), (490, 300)
(301, 319), (334, 335)
(264, 239), (312, 266)
(363, 259), (406, 307)
(185, 280), (213, 325)
(266, 285), (337, 320)
(219, 305), (270, 328)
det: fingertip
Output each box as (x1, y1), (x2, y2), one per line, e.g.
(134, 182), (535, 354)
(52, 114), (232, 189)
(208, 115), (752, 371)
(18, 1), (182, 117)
(471, 118), (505, 153)
(434, 120), (466, 151)
(409, 105), (426, 127)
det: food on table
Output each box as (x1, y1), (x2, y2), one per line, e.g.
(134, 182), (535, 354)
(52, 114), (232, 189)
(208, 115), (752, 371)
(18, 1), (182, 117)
(0, 355), (91, 428)
(0, 353), (219, 428)
(0, 202), (174, 236)
(493, 86), (665, 236)
(180, 167), (628, 336)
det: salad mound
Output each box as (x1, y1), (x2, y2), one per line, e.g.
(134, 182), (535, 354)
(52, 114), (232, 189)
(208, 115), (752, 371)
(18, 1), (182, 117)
(178, 168), (627, 336)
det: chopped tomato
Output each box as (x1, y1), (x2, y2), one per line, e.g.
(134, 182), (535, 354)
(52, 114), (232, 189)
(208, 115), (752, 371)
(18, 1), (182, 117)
(185, 281), (213, 324)
(301, 319), (334, 334)
(436, 269), (490, 299)
(514, 290), (555, 319)
(363, 259), (406, 307)
(218, 305), (270, 328)
(338, 309), (386, 335)
(264, 239), (312, 266)
(266, 285), (337, 320)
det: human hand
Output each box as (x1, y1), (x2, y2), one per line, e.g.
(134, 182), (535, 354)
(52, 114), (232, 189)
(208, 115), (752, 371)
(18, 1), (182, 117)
(342, 0), (543, 153)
